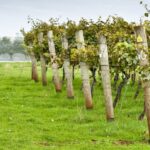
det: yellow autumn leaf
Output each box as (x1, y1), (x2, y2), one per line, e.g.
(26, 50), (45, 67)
(137, 35), (143, 43)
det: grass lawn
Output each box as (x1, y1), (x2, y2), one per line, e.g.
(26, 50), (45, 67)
(0, 62), (150, 150)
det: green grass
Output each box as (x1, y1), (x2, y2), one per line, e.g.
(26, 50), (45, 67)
(0, 62), (149, 149)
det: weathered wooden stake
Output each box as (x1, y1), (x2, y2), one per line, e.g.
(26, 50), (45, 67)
(75, 30), (93, 109)
(28, 43), (39, 82)
(38, 32), (47, 86)
(62, 34), (74, 99)
(30, 52), (39, 82)
(47, 31), (61, 92)
(134, 25), (150, 138)
(99, 35), (114, 121)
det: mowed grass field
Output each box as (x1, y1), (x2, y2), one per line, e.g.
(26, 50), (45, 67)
(0, 62), (150, 150)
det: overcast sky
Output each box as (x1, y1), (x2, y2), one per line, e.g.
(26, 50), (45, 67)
(0, 0), (149, 37)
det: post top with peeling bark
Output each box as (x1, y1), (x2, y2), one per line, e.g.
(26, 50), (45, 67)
(99, 35), (106, 44)
(134, 25), (144, 30)
(62, 34), (68, 50)
(75, 30), (84, 43)
(47, 31), (53, 39)
(61, 33), (67, 42)
(38, 32), (43, 43)
(134, 25), (147, 42)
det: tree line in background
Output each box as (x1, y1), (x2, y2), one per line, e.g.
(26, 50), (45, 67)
(0, 36), (26, 58)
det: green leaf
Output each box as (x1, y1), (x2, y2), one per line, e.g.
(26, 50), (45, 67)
(144, 13), (149, 17)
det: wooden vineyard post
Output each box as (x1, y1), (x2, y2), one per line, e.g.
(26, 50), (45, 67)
(29, 43), (39, 82)
(62, 34), (74, 98)
(134, 26), (150, 138)
(38, 32), (47, 86)
(31, 52), (39, 82)
(99, 35), (114, 121)
(75, 30), (93, 109)
(47, 31), (61, 92)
